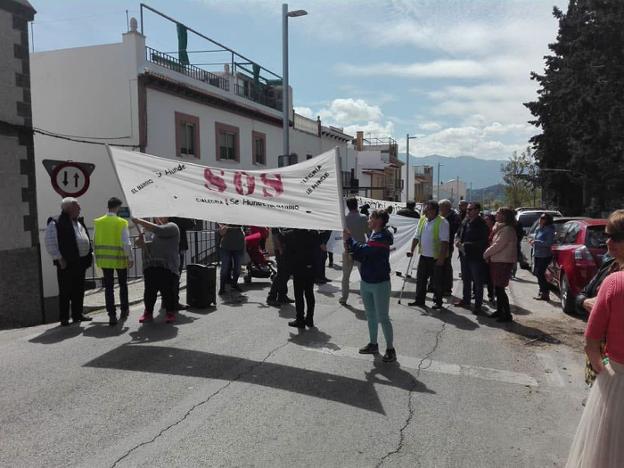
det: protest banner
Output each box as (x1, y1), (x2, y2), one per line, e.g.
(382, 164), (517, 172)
(107, 146), (344, 230)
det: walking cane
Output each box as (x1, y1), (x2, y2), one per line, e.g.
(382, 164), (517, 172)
(398, 253), (416, 305)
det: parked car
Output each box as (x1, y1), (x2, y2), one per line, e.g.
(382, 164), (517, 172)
(516, 209), (562, 235)
(520, 217), (587, 270)
(545, 219), (608, 314)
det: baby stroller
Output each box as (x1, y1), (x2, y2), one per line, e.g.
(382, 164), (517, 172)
(243, 227), (276, 284)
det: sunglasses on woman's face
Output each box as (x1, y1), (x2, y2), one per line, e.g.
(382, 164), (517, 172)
(604, 232), (624, 242)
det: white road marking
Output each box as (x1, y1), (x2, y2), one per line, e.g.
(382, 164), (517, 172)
(536, 352), (566, 387)
(302, 345), (539, 387)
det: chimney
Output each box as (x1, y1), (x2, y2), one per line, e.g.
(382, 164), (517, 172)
(355, 131), (364, 151)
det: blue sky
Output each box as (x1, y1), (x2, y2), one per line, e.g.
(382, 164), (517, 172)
(31, 0), (565, 160)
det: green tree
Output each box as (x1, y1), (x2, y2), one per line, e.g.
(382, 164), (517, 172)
(501, 148), (538, 208)
(525, 0), (624, 215)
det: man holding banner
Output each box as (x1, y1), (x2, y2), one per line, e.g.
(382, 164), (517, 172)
(407, 200), (449, 309)
(340, 197), (370, 305)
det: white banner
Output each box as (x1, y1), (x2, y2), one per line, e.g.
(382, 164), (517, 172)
(327, 213), (420, 276)
(354, 195), (423, 214)
(108, 147), (344, 230)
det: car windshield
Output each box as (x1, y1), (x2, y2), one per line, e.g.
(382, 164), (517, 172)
(519, 212), (542, 228)
(586, 226), (607, 249)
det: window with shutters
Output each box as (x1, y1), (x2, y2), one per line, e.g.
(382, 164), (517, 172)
(252, 131), (266, 165)
(175, 112), (200, 158)
(215, 122), (240, 162)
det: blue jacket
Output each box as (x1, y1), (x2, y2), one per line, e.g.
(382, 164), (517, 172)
(348, 229), (393, 283)
(533, 225), (556, 258)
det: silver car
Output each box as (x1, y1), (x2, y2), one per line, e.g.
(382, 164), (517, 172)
(520, 216), (586, 270)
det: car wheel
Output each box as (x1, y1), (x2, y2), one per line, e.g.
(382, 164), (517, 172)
(560, 274), (576, 314)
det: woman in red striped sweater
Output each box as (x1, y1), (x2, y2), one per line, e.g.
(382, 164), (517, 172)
(566, 210), (624, 468)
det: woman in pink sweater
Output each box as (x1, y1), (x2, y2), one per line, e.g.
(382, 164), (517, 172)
(483, 207), (518, 322)
(566, 210), (624, 468)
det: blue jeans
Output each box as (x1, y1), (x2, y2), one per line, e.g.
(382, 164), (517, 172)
(360, 280), (393, 348)
(220, 248), (243, 290)
(462, 259), (485, 307)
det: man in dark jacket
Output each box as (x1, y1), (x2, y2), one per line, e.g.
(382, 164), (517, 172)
(397, 201), (421, 219)
(284, 229), (320, 328)
(454, 202), (489, 314)
(44, 197), (93, 326)
(439, 199), (461, 296)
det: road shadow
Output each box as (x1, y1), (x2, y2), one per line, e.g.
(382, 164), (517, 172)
(288, 327), (340, 350)
(365, 356), (435, 394)
(28, 323), (85, 344)
(186, 305), (218, 316)
(315, 283), (340, 297)
(128, 320), (180, 343)
(426, 306), (480, 331)
(278, 303), (297, 319)
(343, 303), (367, 321)
(83, 344), (433, 414)
(83, 322), (129, 338)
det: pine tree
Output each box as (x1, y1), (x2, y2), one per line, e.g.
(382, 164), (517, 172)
(525, 0), (624, 215)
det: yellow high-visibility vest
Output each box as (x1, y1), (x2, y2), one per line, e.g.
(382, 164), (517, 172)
(416, 216), (446, 259)
(93, 215), (129, 269)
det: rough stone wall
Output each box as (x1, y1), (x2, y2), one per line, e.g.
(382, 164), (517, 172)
(0, 1), (44, 327)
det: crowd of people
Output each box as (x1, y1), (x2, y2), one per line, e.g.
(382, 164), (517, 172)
(44, 195), (624, 464)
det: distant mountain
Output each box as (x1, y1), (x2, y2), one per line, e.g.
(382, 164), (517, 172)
(467, 184), (506, 204)
(399, 154), (505, 190)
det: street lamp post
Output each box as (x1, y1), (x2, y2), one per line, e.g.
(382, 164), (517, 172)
(282, 4), (307, 164)
(405, 134), (417, 202)
(437, 162), (444, 200)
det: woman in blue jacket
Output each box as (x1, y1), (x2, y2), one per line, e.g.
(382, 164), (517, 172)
(530, 213), (556, 301)
(344, 209), (396, 363)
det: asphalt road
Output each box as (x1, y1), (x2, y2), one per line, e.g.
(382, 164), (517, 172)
(0, 257), (588, 467)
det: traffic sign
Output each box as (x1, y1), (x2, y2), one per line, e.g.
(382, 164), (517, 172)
(43, 160), (95, 198)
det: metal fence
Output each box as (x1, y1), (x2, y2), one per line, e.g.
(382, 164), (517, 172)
(85, 228), (218, 289)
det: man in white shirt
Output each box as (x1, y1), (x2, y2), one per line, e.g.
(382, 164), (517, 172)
(407, 200), (449, 309)
(44, 197), (93, 326)
(339, 198), (371, 305)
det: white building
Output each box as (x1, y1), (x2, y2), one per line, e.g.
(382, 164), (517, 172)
(437, 178), (467, 204)
(400, 164), (433, 203)
(30, 14), (353, 311)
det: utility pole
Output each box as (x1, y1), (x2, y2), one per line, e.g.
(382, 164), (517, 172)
(437, 162), (444, 200)
(406, 134), (417, 202)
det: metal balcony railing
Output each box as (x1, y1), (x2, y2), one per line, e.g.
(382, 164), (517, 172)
(146, 47), (230, 91)
(233, 83), (280, 111)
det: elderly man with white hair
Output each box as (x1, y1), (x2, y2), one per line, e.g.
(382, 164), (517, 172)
(44, 197), (93, 326)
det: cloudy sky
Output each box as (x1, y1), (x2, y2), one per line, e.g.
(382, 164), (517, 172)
(31, 0), (565, 160)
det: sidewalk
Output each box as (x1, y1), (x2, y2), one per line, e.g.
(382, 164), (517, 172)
(83, 271), (187, 312)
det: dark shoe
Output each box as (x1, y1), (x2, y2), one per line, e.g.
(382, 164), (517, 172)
(305, 316), (315, 328)
(288, 319), (306, 329)
(231, 284), (242, 292)
(453, 300), (470, 308)
(497, 315), (513, 323)
(266, 297), (281, 307)
(442, 291), (453, 297)
(73, 315), (92, 322)
(431, 303), (444, 310)
(489, 311), (501, 318)
(218, 288), (227, 296)
(60, 321), (70, 327)
(359, 343), (379, 354)
(383, 348), (397, 363)
(175, 303), (188, 311)
(120, 309), (129, 319)
(109, 315), (118, 326)
(473, 306), (484, 316)
(165, 312), (176, 323)
(278, 296), (295, 304)
(408, 301), (426, 307)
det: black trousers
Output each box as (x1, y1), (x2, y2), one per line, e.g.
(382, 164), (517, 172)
(268, 253), (291, 299)
(442, 254), (453, 294)
(534, 256), (551, 295)
(144, 267), (178, 313)
(102, 268), (128, 317)
(57, 262), (87, 323)
(495, 286), (511, 317)
(415, 256), (443, 305)
(293, 266), (315, 321)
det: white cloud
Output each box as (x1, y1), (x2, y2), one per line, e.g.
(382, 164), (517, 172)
(419, 121), (442, 132)
(336, 59), (487, 79)
(317, 98), (383, 125)
(293, 106), (314, 119)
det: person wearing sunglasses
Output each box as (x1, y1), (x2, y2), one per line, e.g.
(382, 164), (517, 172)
(529, 213), (555, 301)
(566, 210), (624, 467)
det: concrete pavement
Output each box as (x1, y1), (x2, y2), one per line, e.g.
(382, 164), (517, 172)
(0, 257), (588, 467)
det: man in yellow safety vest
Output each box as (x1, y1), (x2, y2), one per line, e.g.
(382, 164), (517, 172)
(407, 200), (450, 310)
(93, 197), (133, 326)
